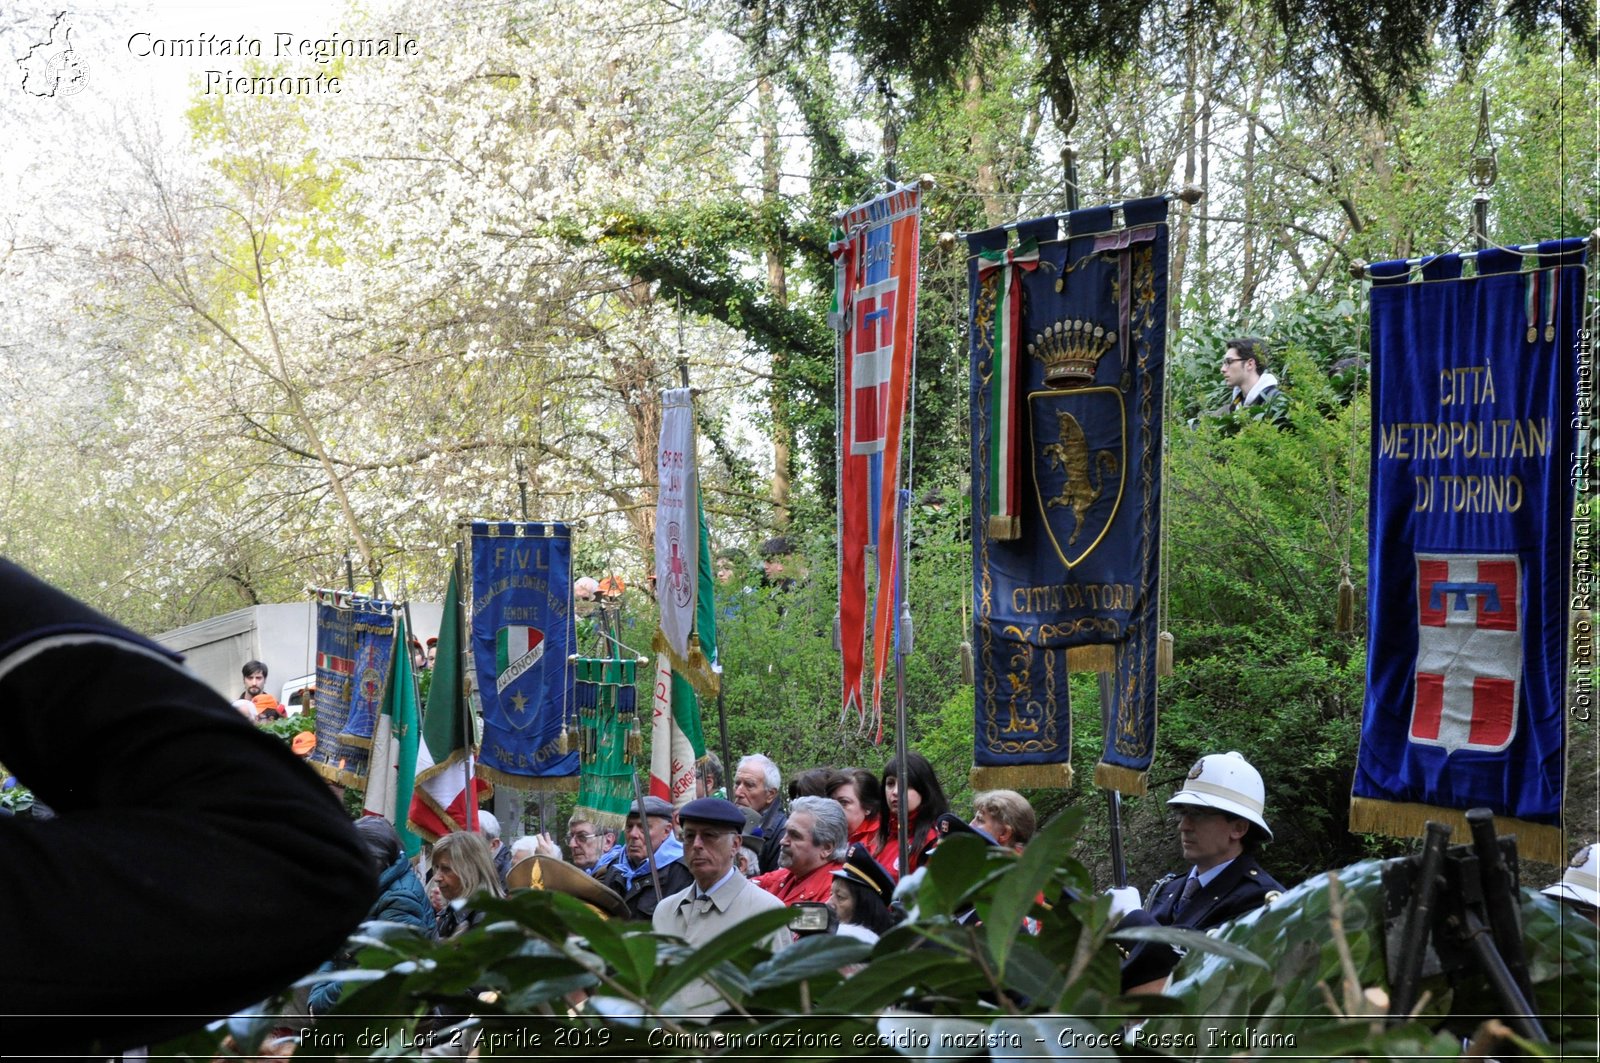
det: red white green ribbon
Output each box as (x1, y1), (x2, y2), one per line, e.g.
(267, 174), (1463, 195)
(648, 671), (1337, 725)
(977, 238), (1039, 539)
(1543, 267), (1558, 342)
(1524, 267), (1539, 343)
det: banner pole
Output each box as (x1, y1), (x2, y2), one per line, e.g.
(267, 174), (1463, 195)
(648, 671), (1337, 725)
(1099, 670), (1128, 888)
(455, 540), (478, 832)
(894, 489), (911, 879)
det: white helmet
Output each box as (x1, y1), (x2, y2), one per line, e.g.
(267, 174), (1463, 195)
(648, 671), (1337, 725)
(1542, 844), (1600, 909)
(1166, 751), (1272, 841)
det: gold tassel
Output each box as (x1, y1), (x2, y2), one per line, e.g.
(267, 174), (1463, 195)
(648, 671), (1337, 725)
(1156, 631), (1174, 677)
(1335, 567), (1356, 633)
(558, 721), (571, 756)
(625, 717), (642, 764)
(959, 640), (974, 684)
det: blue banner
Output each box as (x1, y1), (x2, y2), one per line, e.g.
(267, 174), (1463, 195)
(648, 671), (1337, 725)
(967, 198), (1168, 793)
(1351, 238), (1585, 864)
(308, 591), (394, 786)
(470, 522), (579, 788)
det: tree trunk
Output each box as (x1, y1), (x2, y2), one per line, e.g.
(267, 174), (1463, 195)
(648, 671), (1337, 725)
(1168, 23), (1200, 341)
(759, 72), (792, 528)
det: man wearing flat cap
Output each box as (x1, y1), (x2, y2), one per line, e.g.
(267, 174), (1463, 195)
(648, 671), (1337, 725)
(655, 798), (791, 950)
(593, 795), (693, 920)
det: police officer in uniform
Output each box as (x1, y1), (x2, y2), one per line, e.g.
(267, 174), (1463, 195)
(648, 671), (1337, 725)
(1112, 751), (1285, 993)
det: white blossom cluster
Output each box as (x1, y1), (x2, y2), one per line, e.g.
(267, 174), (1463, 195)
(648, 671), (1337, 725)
(6, 0), (785, 623)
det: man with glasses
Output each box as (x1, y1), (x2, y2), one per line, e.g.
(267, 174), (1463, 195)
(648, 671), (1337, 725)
(1219, 337), (1283, 414)
(655, 796), (790, 1014)
(565, 814), (618, 874)
(1114, 751), (1284, 993)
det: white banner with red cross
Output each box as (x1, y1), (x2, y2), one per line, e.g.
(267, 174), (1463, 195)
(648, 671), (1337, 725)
(1409, 553), (1521, 754)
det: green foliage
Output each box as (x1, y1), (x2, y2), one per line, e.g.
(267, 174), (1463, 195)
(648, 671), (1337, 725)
(1144, 860), (1599, 1059)
(0, 780), (34, 815)
(151, 814), (1597, 1059)
(777, 0), (1593, 120)
(152, 813), (1154, 1058)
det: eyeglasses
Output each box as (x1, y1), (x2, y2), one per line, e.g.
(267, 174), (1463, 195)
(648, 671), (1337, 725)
(1221, 357), (1244, 368)
(566, 832), (596, 843)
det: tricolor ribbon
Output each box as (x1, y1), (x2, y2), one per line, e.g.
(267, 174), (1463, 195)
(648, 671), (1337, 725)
(977, 238), (1040, 540)
(1524, 266), (1539, 343)
(1543, 267), (1558, 343)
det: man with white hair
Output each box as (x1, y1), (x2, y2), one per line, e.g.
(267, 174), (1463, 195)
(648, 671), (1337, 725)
(477, 810), (513, 887)
(753, 796), (847, 904)
(733, 753), (787, 873)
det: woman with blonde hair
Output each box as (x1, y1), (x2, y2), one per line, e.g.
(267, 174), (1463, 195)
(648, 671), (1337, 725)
(430, 830), (505, 938)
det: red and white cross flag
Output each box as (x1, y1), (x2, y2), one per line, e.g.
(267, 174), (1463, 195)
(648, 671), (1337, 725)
(1409, 554), (1522, 755)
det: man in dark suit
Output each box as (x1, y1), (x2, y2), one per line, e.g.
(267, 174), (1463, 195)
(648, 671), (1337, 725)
(1115, 751), (1284, 992)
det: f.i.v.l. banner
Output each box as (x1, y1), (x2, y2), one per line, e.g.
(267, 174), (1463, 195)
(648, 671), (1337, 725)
(470, 521), (579, 789)
(1351, 238), (1586, 864)
(967, 197), (1169, 793)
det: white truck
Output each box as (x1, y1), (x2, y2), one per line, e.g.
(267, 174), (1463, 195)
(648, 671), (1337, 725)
(154, 602), (442, 713)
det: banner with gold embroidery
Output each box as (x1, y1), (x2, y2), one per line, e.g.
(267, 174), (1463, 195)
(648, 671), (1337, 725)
(307, 589), (395, 787)
(967, 198), (1169, 793)
(1350, 238), (1585, 866)
(470, 521), (579, 789)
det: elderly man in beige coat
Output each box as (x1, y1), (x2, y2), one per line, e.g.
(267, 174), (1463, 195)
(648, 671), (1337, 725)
(653, 797), (789, 1014)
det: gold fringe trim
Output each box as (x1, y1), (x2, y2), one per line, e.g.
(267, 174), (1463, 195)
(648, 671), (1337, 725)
(310, 760), (368, 790)
(476, 764), (580, 792)
(987, 515), (1021, 540)
(337, 733), (374, 751)
(1093, 763), (1150, 796)
(651, 628), (721, 701)
(406, 764), (496, 842)
(1348, 797), (1565, 866)
(410, 748), (495, 807)
(575, 806), (628, 832)
(970, 762), (1074, 791)
(1065, 644), (1117, 673)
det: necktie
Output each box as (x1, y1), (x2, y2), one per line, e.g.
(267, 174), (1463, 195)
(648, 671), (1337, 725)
(1231, 391), (1243, 411)
(693, 893), (714, 914)
(1175, 875), (1201, 915)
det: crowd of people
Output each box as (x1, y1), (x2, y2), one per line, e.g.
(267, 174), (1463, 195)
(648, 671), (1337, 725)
(5, 553), (1595, 1053)
(343, 748), (1292, 1002)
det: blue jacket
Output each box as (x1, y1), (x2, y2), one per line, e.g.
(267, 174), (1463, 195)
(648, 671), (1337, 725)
(309, 856), (437, 1014)
(1119, 853), (1284, 990)
(594, 836), (694, 920)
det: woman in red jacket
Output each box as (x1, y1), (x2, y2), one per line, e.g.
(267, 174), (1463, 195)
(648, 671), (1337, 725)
(874, 751), (949, 881)
(828, 766), (883, 856)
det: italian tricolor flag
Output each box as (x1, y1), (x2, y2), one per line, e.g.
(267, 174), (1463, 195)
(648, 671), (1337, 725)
(365, 612), (422, 856)
(407, 561), (491, 841)
(650, 487), (713, 807)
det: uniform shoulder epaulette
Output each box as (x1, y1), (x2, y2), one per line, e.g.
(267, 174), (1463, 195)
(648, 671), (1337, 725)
(1149, 872), (1178, 893)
